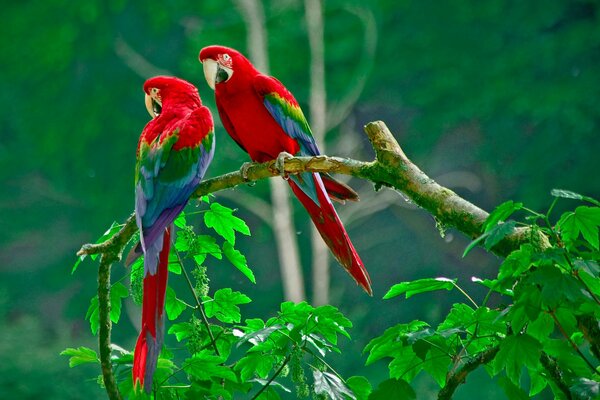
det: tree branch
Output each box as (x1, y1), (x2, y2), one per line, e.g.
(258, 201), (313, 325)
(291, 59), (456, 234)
(97, 255), (123, 400)
(76, 121), (553, 399)
(437, 346), (500, 400)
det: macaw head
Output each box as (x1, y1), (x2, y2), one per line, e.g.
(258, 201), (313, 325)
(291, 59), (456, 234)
(199, 45), (256, 91)
(143, 76), (201, 118)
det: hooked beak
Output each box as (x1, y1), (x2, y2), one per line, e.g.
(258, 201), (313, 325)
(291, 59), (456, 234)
(202, 58), (233, 90)
(144, 91), (162, 118)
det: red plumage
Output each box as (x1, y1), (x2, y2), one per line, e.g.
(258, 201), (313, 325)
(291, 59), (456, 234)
(199, 45), (372, 295)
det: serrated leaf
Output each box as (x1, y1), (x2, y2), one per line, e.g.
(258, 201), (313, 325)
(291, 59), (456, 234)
(498, 244), (534, 280)
(204, 202), (250, 245)
(168, 322), (193, 341)
(383, 277), (456, 300)
(313, 370), (355, 400)
(483, 200), (523, 232)
(493, 334), (541, 384)
(422, 346), (450, 388)
(346, 376), (371, 400)
(110, 282), (129, 324)
(551, 189), (600, 206)
(174, 212), (187, 228)
(183, 350), (236, 382)
(223, 242), (255, 283)
(235, 353), (274, 381)
(530, 266), (584, 308)
(60, 346), (99, 367)
(369, 379), (415, 400)
(193, 235), (223, 265)
(528, 369), (548, 397)
(557, 206), (600, 249)
(238, 324), (282, 347)
(203, 288), (251, 324)
(165, 286), (187, 320)
(484, 220), (517, 250)
(388, 346), (422, 381)
(167, 252), (181, 274)
(85, 296), (99, 335)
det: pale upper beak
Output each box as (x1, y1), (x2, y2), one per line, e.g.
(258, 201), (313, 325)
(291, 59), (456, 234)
(144, 89), (162, 118)
(202, 58), (233, 90)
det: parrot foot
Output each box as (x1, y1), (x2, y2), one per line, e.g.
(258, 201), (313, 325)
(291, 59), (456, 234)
(275, 151), (293, 179)
(239, 162), (253, 181)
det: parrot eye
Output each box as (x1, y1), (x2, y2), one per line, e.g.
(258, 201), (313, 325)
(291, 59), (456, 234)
(218, 53), (233, 69)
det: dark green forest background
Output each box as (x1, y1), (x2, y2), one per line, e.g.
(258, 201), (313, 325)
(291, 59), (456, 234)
(1, 0), (599, 398)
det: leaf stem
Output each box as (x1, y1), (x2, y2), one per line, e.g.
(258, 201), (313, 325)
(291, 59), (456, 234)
(451, 281), (478, 309)
(172, 246), (220, 357)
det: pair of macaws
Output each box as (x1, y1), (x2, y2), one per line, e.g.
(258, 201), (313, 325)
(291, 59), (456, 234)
(130, 45), (372, 392)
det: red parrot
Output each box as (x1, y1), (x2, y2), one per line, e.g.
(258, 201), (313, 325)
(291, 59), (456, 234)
(129, 76), (215, 392)
(199, 45), (372, 295)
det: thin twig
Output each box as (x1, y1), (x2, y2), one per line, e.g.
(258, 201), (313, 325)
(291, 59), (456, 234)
(172, 247), (220, 357)
(549, 310), (596, 372)
(250, 354), (292, 400)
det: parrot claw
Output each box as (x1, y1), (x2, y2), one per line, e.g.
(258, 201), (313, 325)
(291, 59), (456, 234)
(275, 151), (293, 179)
(239, 162), (253, 181)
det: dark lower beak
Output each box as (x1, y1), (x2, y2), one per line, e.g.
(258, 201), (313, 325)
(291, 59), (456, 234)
(216, 64), (230, 84)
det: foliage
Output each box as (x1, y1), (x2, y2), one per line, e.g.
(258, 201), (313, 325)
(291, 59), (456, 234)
(365, 190), (600, 399)
(65, 200), (368, 399)
(64, 192), (600, 398)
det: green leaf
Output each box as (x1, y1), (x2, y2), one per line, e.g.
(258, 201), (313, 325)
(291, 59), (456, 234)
(483, 200), (523, 232)
(557, 206), (600, 249)
(85, 296), (99, 335)
(422, 346), (449, 387)
(235, 353), (274, 381)
(223, 242), (255, 283)
(174, 212), (187, 228)
(60, 346), (99, 367)
(203, 288), (251, 324)
(312, 304), (353, 344)
(168, 322), (193, 341)
(312, 370), (355, 400)
(383, 277), (456, 300)
(493, 334), (541, 384)
(71, 255), (85, 274)
(484, 220), (517, 250)
(551, 189), (600, 206)
(528, 369), (548, 397)
(183, 350), (237, 382)
(388, 346), (422, 382)
(498, 244), (534, 281)
(530, 266), (584, 309)
(165, 286), (187, 320)
(463, 233), (489, 257)
(204, 202), (250, 245)
(346, 376), (371, 400)
(110, 282), (129, 324)
(369, 379), (415, 400)
(194, 235), (223, 265)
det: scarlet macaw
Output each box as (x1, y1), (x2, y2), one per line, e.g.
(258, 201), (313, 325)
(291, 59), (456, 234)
(130, 76), (215, 392)
(199, 45), (371, 295)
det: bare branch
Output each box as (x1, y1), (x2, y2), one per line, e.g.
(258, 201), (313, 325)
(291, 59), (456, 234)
(114, 37), (171, 78)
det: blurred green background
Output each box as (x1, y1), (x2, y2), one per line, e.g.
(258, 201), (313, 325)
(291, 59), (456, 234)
(1, 0), (598, 398)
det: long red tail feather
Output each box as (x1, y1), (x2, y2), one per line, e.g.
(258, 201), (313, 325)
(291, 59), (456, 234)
(288, 173), (372, 295)
(133, 227), (170, 392)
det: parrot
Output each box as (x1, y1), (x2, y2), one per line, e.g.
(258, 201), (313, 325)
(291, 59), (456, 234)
(129, 76), (215, 392)
(198, 45), (372, 295)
